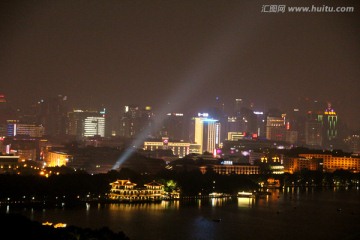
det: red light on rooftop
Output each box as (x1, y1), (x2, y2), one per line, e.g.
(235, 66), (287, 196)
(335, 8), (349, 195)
(0, 94), (6, 103)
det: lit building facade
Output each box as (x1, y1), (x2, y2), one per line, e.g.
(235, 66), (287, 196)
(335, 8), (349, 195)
(194, 113), (221, 154)
(227, 132), (246, 141)
(6, 121), (45, 137)
(323, 104), (338, 143)
(283, 157), (323, 174)
(109, 179), (165, 202)
(84, 116), (105, 137)
(45, 151), (72, 167)
(67, 109), (106, 138)
(266, 116), (286, 141)
(2, 137), (40, 161)
(299, 153), (360, 173)
(211, 164), (260, 175)
(144, 137), (190, 158)
(0, 155), (19, 173)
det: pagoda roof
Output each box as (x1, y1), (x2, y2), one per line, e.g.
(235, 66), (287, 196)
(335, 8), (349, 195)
(144, 180), (163, 187)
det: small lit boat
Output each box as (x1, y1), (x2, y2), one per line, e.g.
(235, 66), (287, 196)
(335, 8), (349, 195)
(237, 191), (255, 198)
(209, 192), (224, 198)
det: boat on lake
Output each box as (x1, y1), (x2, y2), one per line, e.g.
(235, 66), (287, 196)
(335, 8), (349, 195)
(237, 191), (255, 198)
(209, 192), (231, 198)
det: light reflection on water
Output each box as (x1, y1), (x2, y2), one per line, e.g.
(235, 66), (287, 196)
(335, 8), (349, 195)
(108, 200), (180, 211)
(237, 197), (254, 208)
(210, 197), (231, 207)
(5, 188), (360, 240)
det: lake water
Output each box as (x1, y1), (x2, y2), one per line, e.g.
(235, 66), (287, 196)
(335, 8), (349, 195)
(6, 187), (360, 240)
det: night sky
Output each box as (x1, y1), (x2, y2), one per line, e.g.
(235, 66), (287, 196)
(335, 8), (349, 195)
(1, 0), (359, 129)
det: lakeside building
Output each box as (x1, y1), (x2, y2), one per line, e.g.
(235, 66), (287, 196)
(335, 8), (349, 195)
(108, 180), (167, 202)
(283, 157), (323, 174)
(199, 164), (260, 175)
(298, 153), (360, 173)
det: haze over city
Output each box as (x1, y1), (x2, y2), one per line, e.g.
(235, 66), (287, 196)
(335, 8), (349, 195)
(1, 2), (360, 240)
(1, 0), (359, 130)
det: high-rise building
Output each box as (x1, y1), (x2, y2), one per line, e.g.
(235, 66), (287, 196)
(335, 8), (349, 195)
(344, 133), (360, 154)
(253, 111), (266, 138)
(6, 120), (45, 137)
(266, 113), (286, 141)
(0, 94), (14, 137)
(323, 103), (338, 142)
(194, 113), (221, 154)
(84, 116), (105, 137)
(234, 98), (244, 115)
(36, 95), (68, 137)
(238, 107), (257, 134)
(161, 113), (185, 141)
(119, 105), (154, 138)
(67, 109), (106, 138)
(143, 137), (190, 158)
(305, 112), (323, 147)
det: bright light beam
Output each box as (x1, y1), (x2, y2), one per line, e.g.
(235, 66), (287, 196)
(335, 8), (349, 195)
(112, 3), (261, 170)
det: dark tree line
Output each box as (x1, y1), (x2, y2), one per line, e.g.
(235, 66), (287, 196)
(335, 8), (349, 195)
(1, 167), (358, 203)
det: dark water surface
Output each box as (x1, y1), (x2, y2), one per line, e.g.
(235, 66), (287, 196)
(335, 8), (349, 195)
(7, 188), (360, 240)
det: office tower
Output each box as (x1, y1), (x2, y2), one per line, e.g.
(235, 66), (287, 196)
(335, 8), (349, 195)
(344, 133), (360, 154)
(161, 113), (185, 141)
(83, 116), (105, 137)
(238, 107), (257, 134)
(6, 120), (45, 137)
(0, 94), (14, 136)
(265, 109), (286, 141)
(36, 95), (68, 136)
(305, 112), (323, 147)
(194, 113), (221, 154)
(253, 111), (266, 138)
(67, 109), (105, 139)
(119, 105), (154, 138)
(143, 137), (190, 158)
(323, 103), (338, 142)
(234, 98), (243, 115)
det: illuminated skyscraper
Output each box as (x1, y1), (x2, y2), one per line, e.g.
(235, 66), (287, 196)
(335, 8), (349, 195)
(323, 103), (338, 142)
(194, 113), (221, 154)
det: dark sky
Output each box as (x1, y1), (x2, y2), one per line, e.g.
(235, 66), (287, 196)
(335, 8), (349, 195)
(1, 0), (359, 129)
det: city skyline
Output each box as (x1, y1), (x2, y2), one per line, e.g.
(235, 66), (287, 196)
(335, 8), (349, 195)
(1, 1), (359, 130)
